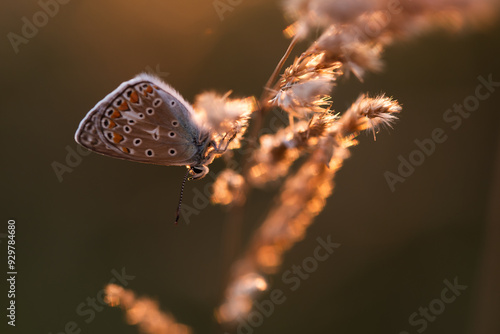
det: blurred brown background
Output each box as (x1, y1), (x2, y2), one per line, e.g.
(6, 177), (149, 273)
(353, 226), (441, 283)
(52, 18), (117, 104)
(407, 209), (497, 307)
(1, 0), (499, 333)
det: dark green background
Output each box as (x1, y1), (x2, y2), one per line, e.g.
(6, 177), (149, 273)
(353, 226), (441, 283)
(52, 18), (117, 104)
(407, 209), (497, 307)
(1, 0), (499, 333)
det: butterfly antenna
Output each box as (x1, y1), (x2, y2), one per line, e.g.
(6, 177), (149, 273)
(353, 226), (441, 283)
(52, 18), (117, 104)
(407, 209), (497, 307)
(175, 169), (190, 225)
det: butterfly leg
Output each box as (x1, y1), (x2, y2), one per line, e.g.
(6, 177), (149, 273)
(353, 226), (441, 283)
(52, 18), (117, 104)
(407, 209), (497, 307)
(196, 130), (240, 176)
(213, 130), (239, 154)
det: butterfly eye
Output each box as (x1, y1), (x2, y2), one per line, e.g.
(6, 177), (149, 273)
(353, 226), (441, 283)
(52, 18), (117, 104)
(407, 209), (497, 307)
(153, 99), (162, 107)
(171, 121), (179, 127)
(133, 139), (142, 146)
(128, 119), (135, 125)
(138, 113), (145, 119)
(189, 166), (209, 180)
(168, 132), (176, 138)
(168, 149), (177, 156)
(170, 101), (176, 106)
(124, 126), (131, 133)
(146, 108), (154, 115)
(115, 99), (123, 106)
(106, 109), (114, 117)
(192, 167), (203, 174)
(146, 149), (154, 157)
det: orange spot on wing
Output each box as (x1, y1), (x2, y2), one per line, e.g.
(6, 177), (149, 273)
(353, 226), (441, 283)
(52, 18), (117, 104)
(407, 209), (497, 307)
(110, 110), (121, 119)
(113, 133), (124, 143)
(118, 101), (129, 111)
(122, 147), (130, 153)
(129, 91), (139, 103)
(108, 120), (116, 128)
(143, 85), (153, 96)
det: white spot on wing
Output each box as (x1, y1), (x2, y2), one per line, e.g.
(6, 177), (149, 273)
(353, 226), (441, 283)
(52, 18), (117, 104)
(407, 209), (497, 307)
(146, 126), (160, 140)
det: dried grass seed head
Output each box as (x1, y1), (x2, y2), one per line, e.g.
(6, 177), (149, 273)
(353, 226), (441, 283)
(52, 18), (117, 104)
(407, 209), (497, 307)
(284, 0), (383, 32)
(248, 113), (337, 187)
(340, 94), (401, 138)
(271, 53), (342, 119)
(193, 92), (256, 143)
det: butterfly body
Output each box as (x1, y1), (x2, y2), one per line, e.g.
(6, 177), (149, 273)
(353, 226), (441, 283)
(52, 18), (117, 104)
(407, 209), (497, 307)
(75, 74), (216, 179)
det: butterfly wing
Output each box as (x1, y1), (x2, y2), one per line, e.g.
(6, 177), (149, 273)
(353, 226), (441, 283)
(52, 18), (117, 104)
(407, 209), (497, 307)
(75, 74), (210, 166)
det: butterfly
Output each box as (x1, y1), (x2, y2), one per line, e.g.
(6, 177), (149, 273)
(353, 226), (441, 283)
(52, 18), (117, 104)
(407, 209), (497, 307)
(75, 74), (233, 222)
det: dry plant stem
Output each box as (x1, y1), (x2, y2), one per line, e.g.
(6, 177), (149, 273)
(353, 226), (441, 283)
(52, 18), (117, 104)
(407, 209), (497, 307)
(220, 35), (300, 292)
(216, 138), (348, 324)
(260, 34), (300, 106)
(220, 201), (246, 298)
(245, 33), (300, 160)
(250, 33), (300, 158)
(216, 94), (402, 322)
